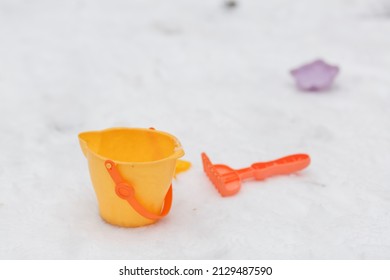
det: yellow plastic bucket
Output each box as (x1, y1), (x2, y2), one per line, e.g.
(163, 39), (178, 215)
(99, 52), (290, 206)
(78, 127), (184, 227)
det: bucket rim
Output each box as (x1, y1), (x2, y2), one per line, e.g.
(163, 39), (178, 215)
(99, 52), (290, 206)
(78, 127), (185, 165)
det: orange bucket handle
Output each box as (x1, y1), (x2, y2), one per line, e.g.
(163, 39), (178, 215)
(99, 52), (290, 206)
(104, 160), (172, 220)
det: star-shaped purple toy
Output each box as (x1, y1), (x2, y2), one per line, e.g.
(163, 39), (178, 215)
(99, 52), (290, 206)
(291, 59), (340, 91)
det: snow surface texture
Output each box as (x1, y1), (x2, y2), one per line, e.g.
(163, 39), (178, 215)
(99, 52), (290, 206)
(1, 0), (390, 259)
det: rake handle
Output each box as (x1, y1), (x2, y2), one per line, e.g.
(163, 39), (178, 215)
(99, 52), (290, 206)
(236, 154), (310, 181)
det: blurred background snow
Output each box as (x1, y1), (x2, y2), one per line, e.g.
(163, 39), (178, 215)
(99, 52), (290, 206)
(0, 0), (389, 259)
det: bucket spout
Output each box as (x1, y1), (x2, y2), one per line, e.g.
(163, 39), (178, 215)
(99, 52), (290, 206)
(78, 131), (100, 158)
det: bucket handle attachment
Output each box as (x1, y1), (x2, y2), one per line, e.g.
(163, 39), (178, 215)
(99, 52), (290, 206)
(104, 160), (172, 220)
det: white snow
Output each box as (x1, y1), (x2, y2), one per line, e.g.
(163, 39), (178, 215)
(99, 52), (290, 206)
(0, 0), (390, 259)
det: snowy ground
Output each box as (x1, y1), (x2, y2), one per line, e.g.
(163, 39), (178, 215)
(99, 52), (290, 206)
(1, 0), (390, 259)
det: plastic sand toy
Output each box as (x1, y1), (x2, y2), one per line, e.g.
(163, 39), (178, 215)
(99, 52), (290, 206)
(79, 127), (185, 227)
(175, 160), (191, 176)
(291, 59), (339, 91)
(202, 153), (311, 197)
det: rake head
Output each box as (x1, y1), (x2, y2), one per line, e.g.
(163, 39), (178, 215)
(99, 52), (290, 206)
(201, 152), (241, 197)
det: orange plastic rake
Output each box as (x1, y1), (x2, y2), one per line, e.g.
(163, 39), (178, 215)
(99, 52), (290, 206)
(202, 153), (311, 197)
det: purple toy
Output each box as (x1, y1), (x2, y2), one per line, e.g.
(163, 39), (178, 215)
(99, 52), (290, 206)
(291, 59), (340, 91)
